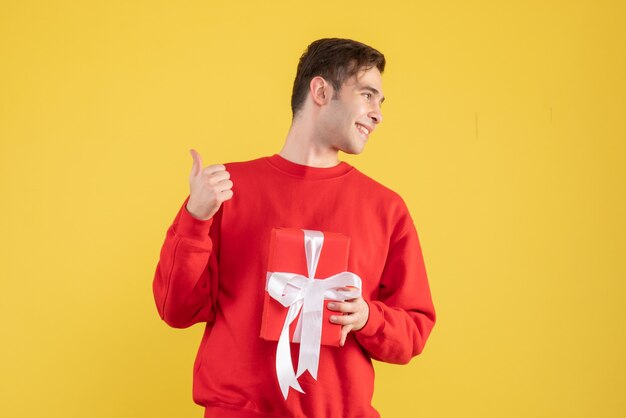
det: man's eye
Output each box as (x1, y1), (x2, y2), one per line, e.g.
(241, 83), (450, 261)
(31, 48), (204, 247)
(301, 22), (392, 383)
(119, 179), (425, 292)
(363, 93), (371, 100)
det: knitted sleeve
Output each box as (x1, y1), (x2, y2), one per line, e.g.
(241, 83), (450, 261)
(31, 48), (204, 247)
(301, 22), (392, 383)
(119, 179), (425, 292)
(355, 211), (436, 363)
(152, 196), (220, 328)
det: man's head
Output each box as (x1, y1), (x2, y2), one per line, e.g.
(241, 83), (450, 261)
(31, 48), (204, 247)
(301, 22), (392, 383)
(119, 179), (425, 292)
(291, 38), (386, 118)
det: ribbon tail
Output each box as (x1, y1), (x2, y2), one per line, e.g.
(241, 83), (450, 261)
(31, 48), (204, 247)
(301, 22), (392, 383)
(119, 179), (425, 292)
(296, 283), (325, 380)
(292, 310), (303, 343)
(295, 309), (323, 380)
(276, 303), (305, 399)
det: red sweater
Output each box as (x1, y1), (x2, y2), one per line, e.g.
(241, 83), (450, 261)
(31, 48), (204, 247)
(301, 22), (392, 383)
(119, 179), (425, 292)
(153, 154), (436, 418)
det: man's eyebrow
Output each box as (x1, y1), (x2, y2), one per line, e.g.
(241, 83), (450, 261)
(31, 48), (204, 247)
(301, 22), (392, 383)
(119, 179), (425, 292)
(362, 86), (385, 104)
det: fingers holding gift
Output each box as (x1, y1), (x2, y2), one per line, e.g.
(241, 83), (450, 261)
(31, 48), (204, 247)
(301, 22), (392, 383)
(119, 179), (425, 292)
(329, 312), (358, 326)
(328, 297), (369, 337)
(326, 300), (358, 313)
(327, 296), (369, 347)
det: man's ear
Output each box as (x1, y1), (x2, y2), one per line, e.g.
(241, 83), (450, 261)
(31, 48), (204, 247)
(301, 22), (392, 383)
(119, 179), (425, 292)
(309, 76), (332, 106)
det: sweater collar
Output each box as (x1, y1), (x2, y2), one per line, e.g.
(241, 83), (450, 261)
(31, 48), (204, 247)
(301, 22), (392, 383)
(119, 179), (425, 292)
(265, 154), (354, 180)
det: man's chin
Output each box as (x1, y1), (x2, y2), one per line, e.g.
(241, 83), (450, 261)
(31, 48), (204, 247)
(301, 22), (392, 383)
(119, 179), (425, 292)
(353, 145), (366, 155)
(340, 143), (366, 156)
(342, 141), (365, 155)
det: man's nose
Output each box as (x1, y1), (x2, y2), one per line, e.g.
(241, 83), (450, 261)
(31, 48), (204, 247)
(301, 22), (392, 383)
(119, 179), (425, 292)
(369, 106), (383, 124)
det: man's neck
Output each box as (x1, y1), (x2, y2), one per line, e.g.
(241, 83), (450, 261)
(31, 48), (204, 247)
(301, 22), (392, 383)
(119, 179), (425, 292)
(279, 118), (340, 168)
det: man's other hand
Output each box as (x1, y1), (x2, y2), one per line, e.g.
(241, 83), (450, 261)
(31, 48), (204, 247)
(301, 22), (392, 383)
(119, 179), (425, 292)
(186, 149), (233, 220)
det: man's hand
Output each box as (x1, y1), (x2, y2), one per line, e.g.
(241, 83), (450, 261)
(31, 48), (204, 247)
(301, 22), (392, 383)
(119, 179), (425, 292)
(186, 149), (233, 220)
(327, 296), (370, 346)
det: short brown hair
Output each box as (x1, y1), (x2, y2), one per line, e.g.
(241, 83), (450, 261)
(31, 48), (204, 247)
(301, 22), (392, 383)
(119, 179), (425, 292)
(290, 38), (386, 117)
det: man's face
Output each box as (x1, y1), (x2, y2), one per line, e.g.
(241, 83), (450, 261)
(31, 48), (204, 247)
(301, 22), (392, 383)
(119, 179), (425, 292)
(319, 66), (385, 155)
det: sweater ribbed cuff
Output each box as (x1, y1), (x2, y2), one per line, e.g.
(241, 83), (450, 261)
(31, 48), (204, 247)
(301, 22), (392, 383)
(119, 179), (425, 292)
(356, 300), (384, 338)
(177, 205), (214, 240)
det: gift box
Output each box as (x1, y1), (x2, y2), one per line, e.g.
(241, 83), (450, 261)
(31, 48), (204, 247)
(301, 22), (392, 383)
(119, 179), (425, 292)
(260, 228), (351, 347)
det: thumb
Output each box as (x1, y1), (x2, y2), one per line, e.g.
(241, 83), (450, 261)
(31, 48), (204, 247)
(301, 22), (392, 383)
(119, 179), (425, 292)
(189, 148), (203, 176)
(340, 324), (352, 347)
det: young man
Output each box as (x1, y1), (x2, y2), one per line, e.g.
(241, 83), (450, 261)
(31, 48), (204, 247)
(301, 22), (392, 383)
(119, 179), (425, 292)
(153, 38), (436, 417)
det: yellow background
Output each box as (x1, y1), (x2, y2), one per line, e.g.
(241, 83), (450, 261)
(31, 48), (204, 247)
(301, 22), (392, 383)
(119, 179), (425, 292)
(1, 1), (624, 417)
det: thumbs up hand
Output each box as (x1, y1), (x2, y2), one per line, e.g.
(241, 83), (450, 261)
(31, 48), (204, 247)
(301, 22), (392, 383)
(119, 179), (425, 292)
(186, 149), (233, 220)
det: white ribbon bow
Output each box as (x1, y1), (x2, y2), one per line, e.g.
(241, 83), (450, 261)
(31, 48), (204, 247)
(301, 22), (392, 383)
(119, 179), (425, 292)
(266, 229), (362, 399)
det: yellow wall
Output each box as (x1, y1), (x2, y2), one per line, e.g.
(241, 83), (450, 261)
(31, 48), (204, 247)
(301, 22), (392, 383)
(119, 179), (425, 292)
(1, 1), (624, 417)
